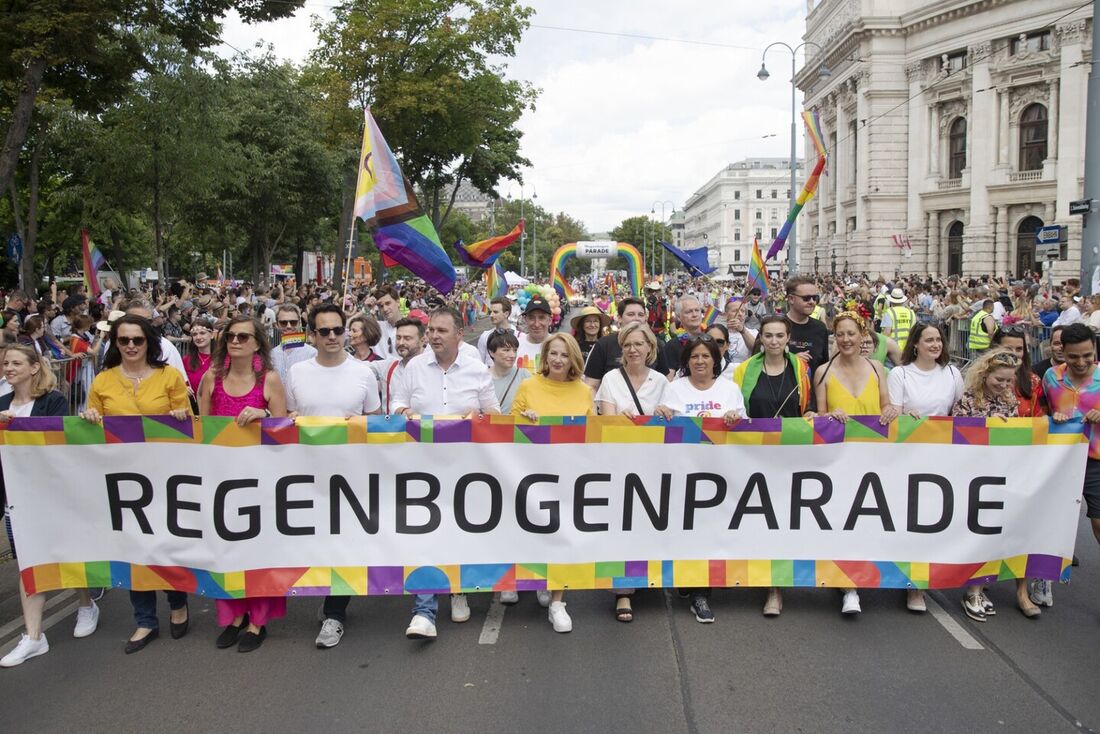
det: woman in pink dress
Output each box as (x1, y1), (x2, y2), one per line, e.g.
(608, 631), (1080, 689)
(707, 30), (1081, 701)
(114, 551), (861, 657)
(183, 317), (215, 393)
(198, 315), (288, 652)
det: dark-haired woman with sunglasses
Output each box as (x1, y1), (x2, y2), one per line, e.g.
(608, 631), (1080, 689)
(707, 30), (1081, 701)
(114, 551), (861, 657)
(198, 316), (287, 652)
(81, 314), (192, 654)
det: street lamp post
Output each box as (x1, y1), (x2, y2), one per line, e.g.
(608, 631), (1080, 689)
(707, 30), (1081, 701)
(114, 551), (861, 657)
(757, 41), (830, 276)
(507, 185), (527, 277)
(652, 199), (675, 276)
(531, 188), (538, 280)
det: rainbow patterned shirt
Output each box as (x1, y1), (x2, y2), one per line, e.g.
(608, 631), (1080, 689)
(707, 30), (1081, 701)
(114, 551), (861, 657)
(1042, 363), (1100, 460)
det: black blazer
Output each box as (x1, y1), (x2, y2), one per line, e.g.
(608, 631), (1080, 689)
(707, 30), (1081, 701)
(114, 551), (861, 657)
(0, 389), (67, 509)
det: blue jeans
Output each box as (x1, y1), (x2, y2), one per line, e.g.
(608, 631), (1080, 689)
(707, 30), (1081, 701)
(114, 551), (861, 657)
(130, 590), (187, 630)
(412, 594), (438, 623)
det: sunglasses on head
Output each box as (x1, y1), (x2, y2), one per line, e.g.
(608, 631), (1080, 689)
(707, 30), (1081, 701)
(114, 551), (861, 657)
(999, 324), (1027, 336)
(225, 332), (254, 344)
(316, 326), (346, 338)
(690, 334), (714, 343)
(116, 336), (146, 347)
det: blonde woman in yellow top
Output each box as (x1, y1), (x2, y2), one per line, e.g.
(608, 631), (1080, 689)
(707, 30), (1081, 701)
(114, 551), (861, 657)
(511, 332), (596, 421)
(811, 311), (897, 617)
(509, 332), (594, 635)
(80, 314), (192, 654)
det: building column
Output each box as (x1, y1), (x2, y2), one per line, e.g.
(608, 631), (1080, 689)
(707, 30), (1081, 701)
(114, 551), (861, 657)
(995, 206), (1009, 276)
(906, 63), (926, 261)
(997, 89), (1010, 167)
(1047, 79), (1059, 160)
(835, 94), (848, 235)
(1054, 20), (1088, 278)
(927, 210), (940, 275)
(964, 43), (995, 275)
(929, 104), (941, 177)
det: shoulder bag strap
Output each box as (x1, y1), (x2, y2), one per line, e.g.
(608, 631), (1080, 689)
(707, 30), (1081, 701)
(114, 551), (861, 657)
(620, 367), (646, 415)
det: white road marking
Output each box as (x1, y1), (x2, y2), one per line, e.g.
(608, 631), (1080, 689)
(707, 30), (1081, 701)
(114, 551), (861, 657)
(926, 593), (984, 650)
(0, 600), (80, 656)
(478, 596), (507, 645)
(0, 589), (75, 642)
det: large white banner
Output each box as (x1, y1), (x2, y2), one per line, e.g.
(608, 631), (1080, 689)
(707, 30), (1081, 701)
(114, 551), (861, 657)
(1, 416), (1086, 596)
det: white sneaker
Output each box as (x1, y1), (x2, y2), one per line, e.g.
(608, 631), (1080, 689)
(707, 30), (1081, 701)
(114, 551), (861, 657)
(73, 601), (100, 638)
(536, 589), (553, 608)
(315, 618), (344, 648)
(450, 593), (470, 623)
(405, 614), (437, 639)
(841, 590), (861, 614)
(0, 633), (49, 667)
(499, 590), (519, 605)
(548, 601), (572, 633)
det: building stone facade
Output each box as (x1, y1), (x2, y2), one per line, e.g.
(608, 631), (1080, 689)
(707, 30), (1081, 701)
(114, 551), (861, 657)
(682, 158), (806, 275)
(797, 0), (1091, 278)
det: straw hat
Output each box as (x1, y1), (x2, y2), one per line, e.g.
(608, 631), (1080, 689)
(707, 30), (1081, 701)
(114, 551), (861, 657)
(96, 309), (126, 333)
(887, 287), (907, 304)
(570, 306), (612, 333)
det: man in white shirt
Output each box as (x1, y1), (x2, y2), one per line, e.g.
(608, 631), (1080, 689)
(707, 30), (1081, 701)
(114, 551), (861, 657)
(124, 299), (188, 385)
(477, 297), (513, 365)
(1053, 293), (1084, 327)
(373, 286), (403, 359)
(515, 296), (552, 371)
(270, 304), (317, 392)
(723, 298), (758, 366)
(392, 307), (499, 641)
(379, 317), (425, 415)
(285, 303), (380, 650)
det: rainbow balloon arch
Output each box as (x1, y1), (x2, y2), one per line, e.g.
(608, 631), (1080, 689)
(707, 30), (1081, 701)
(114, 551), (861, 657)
(550, 241), (645, 301)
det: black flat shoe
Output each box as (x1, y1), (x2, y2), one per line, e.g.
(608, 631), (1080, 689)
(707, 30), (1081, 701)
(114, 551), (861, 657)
(216, 615), (249, 649)
(237, 627), (267, 653)
(170, 604), (190, 640)
(124, 628), (159, 654)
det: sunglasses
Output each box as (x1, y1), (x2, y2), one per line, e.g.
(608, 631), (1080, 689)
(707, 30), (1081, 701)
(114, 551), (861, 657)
(998, 324), (1027, 336)
(793, 293), (820, 302)
(278, 319), (300, 327)
(316, 326), (346, 338)
(713, 339), (728, 346)
(225, 332), (254, 343)
(690, 334), (714, 343)
(116, 336), (146, 347)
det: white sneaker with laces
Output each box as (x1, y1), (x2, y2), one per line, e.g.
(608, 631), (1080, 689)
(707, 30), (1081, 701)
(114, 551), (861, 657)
(499, 590), (519, 605)
(315, 618), (344, 648)
(405, 614), (437, 639)
(536, 589), (552, 608)
(0, 633), (49, 667)
(841, 590), (861, 614)
(450, 594), (470, 623)
(548, 601), (572, 633)
(73, 601), (100, 638)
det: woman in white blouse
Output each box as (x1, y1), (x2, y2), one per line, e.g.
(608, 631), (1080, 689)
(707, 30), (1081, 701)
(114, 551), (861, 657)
(596, 322), (668, 418)
(886, 321), (963, 613)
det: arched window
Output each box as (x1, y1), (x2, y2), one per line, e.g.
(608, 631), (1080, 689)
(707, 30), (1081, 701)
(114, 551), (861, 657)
(948, 221), (964, 276)
(1019, 104), (1048, 171)
(1016, 216), (1043, 278)
(948, 117), (967, 179)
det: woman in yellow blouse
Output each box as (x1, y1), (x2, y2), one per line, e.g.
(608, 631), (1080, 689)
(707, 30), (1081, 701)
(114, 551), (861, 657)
(81, 314), (192, 654)
(511, 332), (595, 421)
(509, 332), (593, 635)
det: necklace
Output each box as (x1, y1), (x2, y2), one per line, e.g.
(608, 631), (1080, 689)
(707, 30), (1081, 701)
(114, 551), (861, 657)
(763, 361), (789, 411)
(120, 366), (150, 384)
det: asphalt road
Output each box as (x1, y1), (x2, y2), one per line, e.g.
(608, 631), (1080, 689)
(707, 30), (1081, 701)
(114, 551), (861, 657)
(1, 314), (1098, 733)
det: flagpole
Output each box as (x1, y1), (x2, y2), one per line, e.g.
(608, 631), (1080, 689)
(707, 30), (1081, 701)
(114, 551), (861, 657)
(341, 220), (356, 309)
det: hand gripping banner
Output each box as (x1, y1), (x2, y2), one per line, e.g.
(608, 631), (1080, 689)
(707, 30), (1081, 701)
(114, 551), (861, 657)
(1, 416), (1084, 598)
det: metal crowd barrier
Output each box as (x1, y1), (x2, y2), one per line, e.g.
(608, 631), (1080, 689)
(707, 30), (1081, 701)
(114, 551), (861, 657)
(944, 319), (1051, 368)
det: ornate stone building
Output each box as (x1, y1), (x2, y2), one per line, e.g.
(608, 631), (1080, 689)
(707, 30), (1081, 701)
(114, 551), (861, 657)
(797, 0), (1091, 278)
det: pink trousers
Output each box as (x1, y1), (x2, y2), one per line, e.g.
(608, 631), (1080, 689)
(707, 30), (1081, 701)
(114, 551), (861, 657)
(215, 597), (287, 627)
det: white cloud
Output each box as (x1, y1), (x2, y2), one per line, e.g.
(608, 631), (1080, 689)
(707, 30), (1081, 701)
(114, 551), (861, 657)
(216, 0), (812, 232)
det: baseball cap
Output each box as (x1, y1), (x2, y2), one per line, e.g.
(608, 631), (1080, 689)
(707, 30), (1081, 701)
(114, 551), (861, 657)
(524, 296), (552, 315)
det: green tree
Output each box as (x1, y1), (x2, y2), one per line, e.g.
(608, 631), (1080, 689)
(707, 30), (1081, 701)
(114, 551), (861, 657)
(310, 0), (538, 234)
(0, 0), (303, 203)
(610, 215), (671, 279)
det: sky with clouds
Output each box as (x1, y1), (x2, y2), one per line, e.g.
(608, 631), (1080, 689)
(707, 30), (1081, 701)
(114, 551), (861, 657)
(220, 0), (809, 233)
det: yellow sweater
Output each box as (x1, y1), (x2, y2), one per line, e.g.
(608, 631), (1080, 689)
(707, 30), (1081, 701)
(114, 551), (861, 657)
(510, 374), (595, 417)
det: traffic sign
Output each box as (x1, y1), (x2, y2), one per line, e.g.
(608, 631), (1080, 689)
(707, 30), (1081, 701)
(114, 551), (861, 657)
(1036, 225), (1063, 245)
(1035, 242), (1060, 260)
(1071, 199), (1092, 215)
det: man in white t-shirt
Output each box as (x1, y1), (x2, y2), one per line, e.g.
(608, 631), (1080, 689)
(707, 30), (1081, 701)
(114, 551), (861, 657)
(285, 303), (380, 650)
(516, 296), (552, 372)
(477, 297), (513, 365)
(723, 298), (758, 367)
(373, 286), (403, 359)
(379, 317), (425, 415)
(270, 304), (317, 393)
(392, 307), (499, 642)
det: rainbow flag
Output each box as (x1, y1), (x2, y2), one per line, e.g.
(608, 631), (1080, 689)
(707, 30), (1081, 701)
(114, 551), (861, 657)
(485, 260), (506, 299)
(702, 304), (719, 327)
(354, 108), (456, 293)
(803, 110), (827, 158)
(604, 273), (617, 303)
(455, 220), (524, 268)
(81, 230), (106, 298)
(747, 238), (770, 299)
(765, 109), (828, 262)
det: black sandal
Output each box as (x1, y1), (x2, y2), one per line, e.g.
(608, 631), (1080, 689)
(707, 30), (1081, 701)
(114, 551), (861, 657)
(614, 594), (633, 623)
